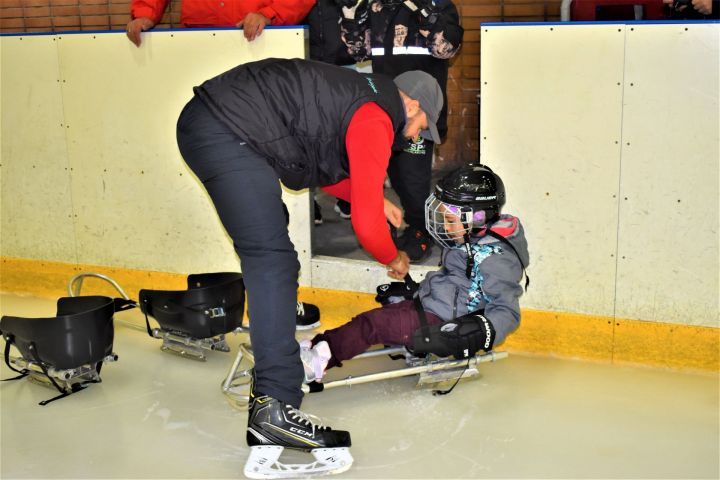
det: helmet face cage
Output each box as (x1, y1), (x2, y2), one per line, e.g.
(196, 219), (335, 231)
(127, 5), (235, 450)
(425, 194), (485, 248)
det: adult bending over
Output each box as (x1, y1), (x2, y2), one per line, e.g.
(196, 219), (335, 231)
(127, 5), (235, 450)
(175, 57), (443, 476)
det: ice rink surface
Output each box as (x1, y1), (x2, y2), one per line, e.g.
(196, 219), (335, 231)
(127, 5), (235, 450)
(1, 293), (718, 479)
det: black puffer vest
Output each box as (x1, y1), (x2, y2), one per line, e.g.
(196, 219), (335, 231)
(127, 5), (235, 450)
(193, 58), (406, 190)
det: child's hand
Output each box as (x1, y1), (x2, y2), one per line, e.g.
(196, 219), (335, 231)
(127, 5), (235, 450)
(386, 251), (410, 280)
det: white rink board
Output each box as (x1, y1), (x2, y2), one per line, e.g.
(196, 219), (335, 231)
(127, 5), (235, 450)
(616, 23), (719, 326)
(480, 24), (625, 318)
(1, 29), (312, 283)
(0, 35), (77, 262)
(481, 23), (719, 327)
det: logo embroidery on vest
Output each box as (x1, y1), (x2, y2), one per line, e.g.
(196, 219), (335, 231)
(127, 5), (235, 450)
(404, 137), (426, 155)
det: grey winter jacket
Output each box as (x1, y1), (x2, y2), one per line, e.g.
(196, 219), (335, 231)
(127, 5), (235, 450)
(417, 214), (529, 346)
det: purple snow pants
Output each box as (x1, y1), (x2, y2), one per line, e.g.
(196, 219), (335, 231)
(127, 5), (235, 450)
(313, 300), (442, 369)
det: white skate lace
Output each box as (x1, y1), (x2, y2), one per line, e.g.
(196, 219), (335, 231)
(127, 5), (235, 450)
(285, 405), (327, 433)
(296, 302), (305, 316)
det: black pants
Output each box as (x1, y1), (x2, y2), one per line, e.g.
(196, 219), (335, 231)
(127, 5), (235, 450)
(176, 96), (304, 408)
(387, 136), (434, 232)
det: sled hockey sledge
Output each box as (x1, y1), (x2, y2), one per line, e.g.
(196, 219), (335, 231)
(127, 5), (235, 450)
(0, 294), (135, 405)
(222, 341), (508, 410)
(137, 272), (245, 361)
(70, 271), (246, 361)
(222, 272), (508, 409)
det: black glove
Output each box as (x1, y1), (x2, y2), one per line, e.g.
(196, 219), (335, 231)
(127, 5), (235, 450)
(445, 313), (496, 358)
(412, 312), (496, 359)
(375, 280), (418, 305)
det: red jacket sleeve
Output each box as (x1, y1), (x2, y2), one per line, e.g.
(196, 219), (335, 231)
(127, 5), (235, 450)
(258, 0), (315, 25)
(131, 0), (168, 23)
(321, 179), (350, 202)
(322, 103), (398, 265)
(132, 0), (314, 27)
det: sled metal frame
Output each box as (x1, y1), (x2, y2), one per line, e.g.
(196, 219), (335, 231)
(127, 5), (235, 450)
(68, 272), (132, 301)
(7, 354), (118, 392)
(68, 272), (239, 360)
(68, 272), (145, 332)
(150, 327), (235, 361)
(221, 342), (508, 408)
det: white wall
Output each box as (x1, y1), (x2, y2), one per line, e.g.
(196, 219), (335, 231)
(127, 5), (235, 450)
(480, 23), (719, 327)
(1, 28), (312, 282)
(2, 24), (718, 328)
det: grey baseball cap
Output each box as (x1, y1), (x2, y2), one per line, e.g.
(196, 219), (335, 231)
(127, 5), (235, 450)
(393, 70), (444, 144)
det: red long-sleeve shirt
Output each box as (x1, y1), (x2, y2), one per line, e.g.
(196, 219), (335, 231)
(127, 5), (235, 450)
(131, 0), (314, 27)
(321, 102), (399, 265)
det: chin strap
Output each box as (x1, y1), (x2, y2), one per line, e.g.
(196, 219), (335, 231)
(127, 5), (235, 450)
(463, 234), (474, 279)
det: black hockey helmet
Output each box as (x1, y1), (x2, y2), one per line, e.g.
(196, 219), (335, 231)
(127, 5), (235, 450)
(425, 163), (506, 248)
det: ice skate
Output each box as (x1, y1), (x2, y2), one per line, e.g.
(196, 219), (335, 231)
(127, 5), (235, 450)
(244, 374), (353, 479)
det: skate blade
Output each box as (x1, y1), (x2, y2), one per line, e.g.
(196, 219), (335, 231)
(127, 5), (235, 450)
(244, 445), (353, 479)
